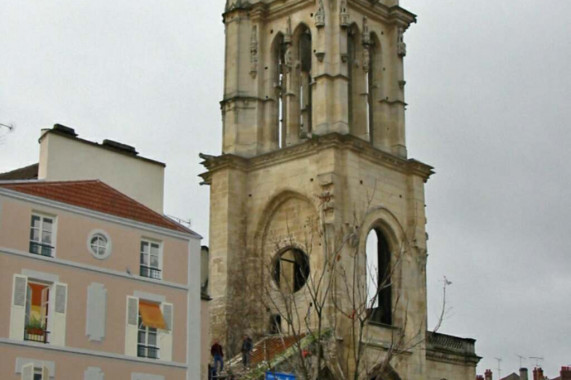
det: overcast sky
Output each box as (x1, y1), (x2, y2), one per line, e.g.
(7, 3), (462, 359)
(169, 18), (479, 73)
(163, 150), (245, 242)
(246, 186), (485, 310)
(1, 0), (570, 377)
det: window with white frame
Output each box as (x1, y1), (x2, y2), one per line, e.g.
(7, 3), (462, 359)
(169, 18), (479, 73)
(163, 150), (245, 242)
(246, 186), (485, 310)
(88, 230), (111, 259)
(139, 240), (161, 280)
(10, 274), (68, 347)
(20, 363), (49, 380)
(138, 313), (159, 359)
(125, 296), (173, 361)
(29, 214), (56, 257)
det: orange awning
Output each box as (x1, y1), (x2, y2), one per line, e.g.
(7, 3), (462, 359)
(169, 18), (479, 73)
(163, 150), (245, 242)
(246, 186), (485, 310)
(139, 301), (167, 330)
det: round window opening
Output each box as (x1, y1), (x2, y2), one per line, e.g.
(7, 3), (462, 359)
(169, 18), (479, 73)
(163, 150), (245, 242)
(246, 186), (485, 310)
(272, 248), (310, 293)
(89, 232), (111, 259)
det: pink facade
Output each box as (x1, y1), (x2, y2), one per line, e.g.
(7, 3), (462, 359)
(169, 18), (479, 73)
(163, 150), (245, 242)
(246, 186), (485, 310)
(0, 182), (201, 380)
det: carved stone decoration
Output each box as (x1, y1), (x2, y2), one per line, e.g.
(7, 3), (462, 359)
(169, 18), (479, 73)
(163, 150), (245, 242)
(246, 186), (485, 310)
(317, 172), (336, 224)
(339, 0), (349, 28)
(397, 27), (407, 57)
(225, 0), (249, 12)
(362, 46), (370, 73)
(315, 0), (325, 28)
(250, 25), (258, 78)
(362, 17), (370, 46)
(284, 16), (292, 44)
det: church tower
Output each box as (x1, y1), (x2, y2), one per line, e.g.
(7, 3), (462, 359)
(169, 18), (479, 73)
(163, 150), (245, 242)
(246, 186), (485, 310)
(201, 0), (478, 378)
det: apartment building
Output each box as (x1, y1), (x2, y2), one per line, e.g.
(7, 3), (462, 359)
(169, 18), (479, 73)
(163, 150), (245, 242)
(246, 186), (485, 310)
(0, 126), (202, 380)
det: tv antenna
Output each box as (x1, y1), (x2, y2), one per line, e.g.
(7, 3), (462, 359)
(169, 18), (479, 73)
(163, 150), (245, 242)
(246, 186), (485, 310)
(529, 356), (544, 368)
(516, 354), (527, 368)
(495, 357), (503, 379)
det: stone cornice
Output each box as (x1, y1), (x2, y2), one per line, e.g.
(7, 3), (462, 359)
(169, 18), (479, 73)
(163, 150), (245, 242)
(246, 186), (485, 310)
(426, 348), (481, 367)
(199, 133), (434, 184)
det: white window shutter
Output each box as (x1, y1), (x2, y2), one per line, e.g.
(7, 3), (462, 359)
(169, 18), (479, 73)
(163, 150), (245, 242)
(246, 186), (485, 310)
(159, 302), (173, 361)
(51, 282), (68, 346)
(41, 365), (50, 380)
(21, 363), (34, 380)
(10, 274), (28, 340)
(125, 296), (139, 357)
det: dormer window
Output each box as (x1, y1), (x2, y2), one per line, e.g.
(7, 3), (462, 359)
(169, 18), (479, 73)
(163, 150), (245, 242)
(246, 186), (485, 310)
(29, 214), (56, 257)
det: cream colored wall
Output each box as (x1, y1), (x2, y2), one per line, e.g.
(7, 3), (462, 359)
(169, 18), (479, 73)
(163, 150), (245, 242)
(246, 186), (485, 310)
(0, 192), (202, 378)
(0, 345), (187, 379)
(0, 253), (188, 362)
(0, 196), (189, 285)
(38, 132), (165, 213)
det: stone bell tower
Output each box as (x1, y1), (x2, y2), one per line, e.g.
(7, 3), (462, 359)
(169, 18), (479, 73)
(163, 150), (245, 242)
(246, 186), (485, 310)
(201, 0), (478, 379)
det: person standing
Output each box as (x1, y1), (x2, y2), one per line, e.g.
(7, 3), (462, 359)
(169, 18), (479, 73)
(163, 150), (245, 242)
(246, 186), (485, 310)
(241, 335), (253, 368)
(210, 339), (224, 375)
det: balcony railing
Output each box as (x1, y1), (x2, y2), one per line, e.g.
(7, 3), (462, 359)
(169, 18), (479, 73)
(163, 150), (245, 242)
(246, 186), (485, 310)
(140, 265), (161, 280)
(29, 242), (54, 257)
(138, 344), (159, 359)
(24, 327), (49, 344)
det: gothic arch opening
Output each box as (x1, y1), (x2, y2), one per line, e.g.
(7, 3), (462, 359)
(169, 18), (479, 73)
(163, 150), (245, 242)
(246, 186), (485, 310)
(296, 24), (312, 137)
(271, 33), (286, 148)
(366, 227), (392, 325)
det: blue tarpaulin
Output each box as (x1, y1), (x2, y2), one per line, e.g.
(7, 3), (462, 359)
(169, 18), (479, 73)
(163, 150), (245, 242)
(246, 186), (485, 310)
(265, 371), (296, 380)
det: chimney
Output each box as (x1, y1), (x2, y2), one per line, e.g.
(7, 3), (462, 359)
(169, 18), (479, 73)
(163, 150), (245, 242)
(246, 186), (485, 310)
(520, 368), (529, 380)
(533, 367), (544, 380)
(561, 366), (571, 380)
(485, 369), (493, 380)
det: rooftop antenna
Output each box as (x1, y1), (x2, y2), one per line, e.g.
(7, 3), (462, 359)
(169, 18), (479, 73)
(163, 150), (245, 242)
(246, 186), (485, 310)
(516, 354), (527, 368)
(494, 357), (502, 379)
(529, 356), (544, 368)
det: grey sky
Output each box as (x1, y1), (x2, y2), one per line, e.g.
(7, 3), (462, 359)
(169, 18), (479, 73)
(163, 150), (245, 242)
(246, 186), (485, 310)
(2, 0), (570, 377)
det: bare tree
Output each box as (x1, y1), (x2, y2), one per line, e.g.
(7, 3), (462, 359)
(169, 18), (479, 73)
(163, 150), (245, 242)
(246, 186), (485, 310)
(233, 191), (449, 380)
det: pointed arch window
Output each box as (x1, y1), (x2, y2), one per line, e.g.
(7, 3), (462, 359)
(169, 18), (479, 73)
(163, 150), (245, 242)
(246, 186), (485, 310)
(366, 228), (392, 325)
(298, 27), (312, 136)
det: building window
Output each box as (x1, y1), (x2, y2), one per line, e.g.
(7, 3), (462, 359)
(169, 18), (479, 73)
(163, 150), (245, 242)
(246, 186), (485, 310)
(88, 230), (111, 259)
(140, 240), (162, 280)
(272, 248), (310, 293)
(29, 214), (55, 257)
(10, 274), (68, 346)
(366, 228), (393, 326)
(24, 282), (50, 344)
(20, 363), (49, 380)
(138, 315), (159, 359)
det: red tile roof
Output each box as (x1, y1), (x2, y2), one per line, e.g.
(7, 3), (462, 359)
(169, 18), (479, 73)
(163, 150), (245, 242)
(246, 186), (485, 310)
(0, 180), (193, 234)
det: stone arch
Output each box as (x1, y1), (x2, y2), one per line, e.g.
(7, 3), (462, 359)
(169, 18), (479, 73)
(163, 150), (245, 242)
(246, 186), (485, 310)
(282, 23), (313, 144)
(269, 32), (286, 149)
(359, 207), (406, 326)
(369, 363), (402, 380)
(254, 190), (320, 334)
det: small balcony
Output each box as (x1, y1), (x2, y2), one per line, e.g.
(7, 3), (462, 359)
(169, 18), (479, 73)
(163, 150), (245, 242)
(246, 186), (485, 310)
(24, 326), (49, 344)
(140, 265), (161, 280)
(138, 344), (159, 359)
(29, 242), (54, 258)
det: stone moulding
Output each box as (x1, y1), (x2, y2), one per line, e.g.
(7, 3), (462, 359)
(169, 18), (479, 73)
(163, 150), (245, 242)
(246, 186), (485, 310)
(199, 133), (434, 184)
(426, 331), (481, 366)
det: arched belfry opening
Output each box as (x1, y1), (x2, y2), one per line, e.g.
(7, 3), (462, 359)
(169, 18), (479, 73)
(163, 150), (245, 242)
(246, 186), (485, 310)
(282, 23), (313, 146)
(271, 33), (286, 148)
(298, 26), (312, 137)
(366, 227), (392, 325)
